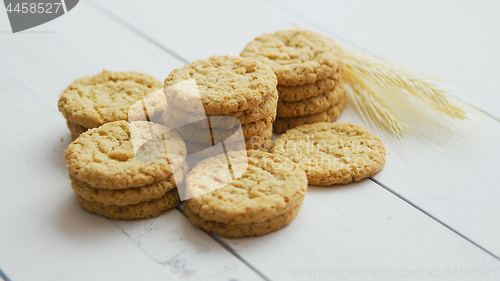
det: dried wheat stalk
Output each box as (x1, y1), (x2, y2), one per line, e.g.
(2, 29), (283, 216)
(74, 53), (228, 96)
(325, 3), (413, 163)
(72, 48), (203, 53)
(342, 46), (471, 142)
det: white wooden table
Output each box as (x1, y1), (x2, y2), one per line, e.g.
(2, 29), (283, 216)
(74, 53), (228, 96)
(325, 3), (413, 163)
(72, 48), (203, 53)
(1, 1), (500, 280)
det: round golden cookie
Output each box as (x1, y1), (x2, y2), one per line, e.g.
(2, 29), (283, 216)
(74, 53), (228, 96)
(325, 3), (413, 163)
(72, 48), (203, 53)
(277, 81), (344, 118)
(184, 150), (307, 237)
(64, 121), (187, 189)
(164, 55), (277, 115)
(58, 70), (163, 129)
(175, 115), (274, 144)
(76, 188), (180, 219)
(240, 29), (343, 86)
(67, 120), (88, 140)
(272, 123), (386, 185)
(71, 175), (175, 206)
(70, 161), (187, 206)
(165, 90), (278, 130)
(273, 94), (346, 133)
(278, 64), (343, 102)
(184, 201), (302, 238)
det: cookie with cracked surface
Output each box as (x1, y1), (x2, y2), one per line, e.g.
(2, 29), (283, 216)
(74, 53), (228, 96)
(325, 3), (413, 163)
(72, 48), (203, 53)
(278, 64), (343, 102)
(76, 188), (180, 219)
(64, 121), (186, 189)
(70, 161), (187, 206)
(240, 29), (343, 86)
(184, 150), (307, 237)
(272, 122), (386, 185)
(164, 56), (277, 115)
(273, 94), (346, 133)
(58, 70), (163, 129)
(277, 81), (344, 118)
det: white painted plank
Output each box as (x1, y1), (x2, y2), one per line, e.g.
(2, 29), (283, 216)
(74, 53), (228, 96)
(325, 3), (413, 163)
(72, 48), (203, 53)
(3, 1), (500, 280)
(84, 0), (294, 63)
(0, 68), (262, 281)
(269, 0), (500, 119)
(451, 0), (500, 23)
(218, 179), (500, 280)
(0, 4), (264, 281)
(111, 213), (263, 281)
(91, 0), (500, 258)
(0, 69), (175, 281)
(88, 0), (500, 118)
(174, 179), (500, 281)
(270, 0), (500, 258)
(0, 1), (186, 113)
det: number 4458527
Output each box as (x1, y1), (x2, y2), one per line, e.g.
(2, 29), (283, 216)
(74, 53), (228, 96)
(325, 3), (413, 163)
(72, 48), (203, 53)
(5, 3), (62, 14)
(444, 267), (499, 278)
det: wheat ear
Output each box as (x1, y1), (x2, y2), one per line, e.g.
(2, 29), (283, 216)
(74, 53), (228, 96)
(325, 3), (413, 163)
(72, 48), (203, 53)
(342, 46), (471, 142)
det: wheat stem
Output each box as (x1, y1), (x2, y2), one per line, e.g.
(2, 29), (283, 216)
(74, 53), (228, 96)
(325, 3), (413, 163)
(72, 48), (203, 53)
(341, 46), (471, 141)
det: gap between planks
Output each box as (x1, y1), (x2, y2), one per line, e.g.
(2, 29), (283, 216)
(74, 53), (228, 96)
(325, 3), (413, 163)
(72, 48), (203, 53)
(370, 177), (500, 262)
(175, 206), (272, 281)
(71, 5), (272, 279)
(0, 267), (10, 281)
(265, 0), (500, 124)
(85, 0), (500, 269)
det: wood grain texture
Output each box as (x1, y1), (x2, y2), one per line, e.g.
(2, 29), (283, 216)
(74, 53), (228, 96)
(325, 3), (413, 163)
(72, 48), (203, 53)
(0, 4), (263, 281)
(1, 0), (500, 280)
(111, 210), (262, 280)
(218, 180), (500, 280)
(91, 0), (500, 258)
(0, 69), (174, 281)
(271, 0), (500, 120)
(271, 0), (500, 258)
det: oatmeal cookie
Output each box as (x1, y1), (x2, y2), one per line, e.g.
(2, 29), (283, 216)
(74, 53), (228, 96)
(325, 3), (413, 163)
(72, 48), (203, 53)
(272, 122), (386, 185)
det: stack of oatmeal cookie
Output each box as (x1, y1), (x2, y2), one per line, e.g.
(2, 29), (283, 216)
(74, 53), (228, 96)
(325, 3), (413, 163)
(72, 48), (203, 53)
(162, 55), (278, 153)
(240, 30), (346, 133)
(184, 150), (307, 238)
(58, 70), (164, 140)
(64, 120), (187, 219)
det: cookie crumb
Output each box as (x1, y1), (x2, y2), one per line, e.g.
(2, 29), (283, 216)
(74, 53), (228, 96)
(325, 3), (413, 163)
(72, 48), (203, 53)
(60, 137), (64, 141)
(388, 215), (392, 219)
